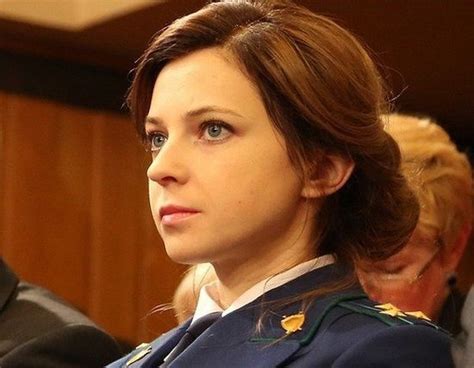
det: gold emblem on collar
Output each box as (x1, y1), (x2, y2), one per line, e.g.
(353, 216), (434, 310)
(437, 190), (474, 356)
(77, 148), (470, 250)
(405, 311), (432, 321)
(375, 304), (432, 321)
(281, 312), (305, 335)
(126, 343), (152, 366)
(375, 303), (407, 317)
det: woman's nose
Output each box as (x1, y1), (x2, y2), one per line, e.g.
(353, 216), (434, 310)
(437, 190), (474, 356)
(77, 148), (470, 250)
(146, 139), (189, 186)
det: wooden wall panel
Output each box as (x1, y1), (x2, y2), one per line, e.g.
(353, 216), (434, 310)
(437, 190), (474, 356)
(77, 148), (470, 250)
(87, 113), (144, 342)
(0, 92), (6, 255)
(1, 93), (93, 311)
(0, 91), (185, 346)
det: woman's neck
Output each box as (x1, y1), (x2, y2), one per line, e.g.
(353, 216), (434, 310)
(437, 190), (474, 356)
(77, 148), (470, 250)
(210, 199), (321, 309)
(212, 244), (315, 309)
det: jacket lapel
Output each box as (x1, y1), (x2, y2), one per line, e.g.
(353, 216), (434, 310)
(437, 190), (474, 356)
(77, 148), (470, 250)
(115, 321), (190, 368)
(167, 305), (301, 368)
(117, 263), (364, 368)
(143, 321), (190, 367)
(167, 263), (363, 368)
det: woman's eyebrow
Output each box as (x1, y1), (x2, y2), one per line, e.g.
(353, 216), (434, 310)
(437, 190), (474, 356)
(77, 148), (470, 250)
(185, 105), (244, 119)
(145, 116), (163, 128)
(145, 106), (244, 128)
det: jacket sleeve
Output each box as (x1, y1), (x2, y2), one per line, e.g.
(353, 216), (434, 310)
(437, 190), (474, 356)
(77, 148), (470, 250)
(0, 324), (123, 368)
(332, 324), (454, 368)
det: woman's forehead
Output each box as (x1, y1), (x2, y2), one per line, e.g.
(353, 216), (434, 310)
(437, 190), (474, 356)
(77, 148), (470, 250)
(148, 48), (267, 123)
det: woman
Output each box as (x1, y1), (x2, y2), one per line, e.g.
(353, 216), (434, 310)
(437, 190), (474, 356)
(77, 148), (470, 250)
(108, 1), (453, 367)
(357, 113), (472, 334)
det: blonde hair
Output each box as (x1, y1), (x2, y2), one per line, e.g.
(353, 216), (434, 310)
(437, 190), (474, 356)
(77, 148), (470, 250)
(172, 264), (215, 323)
(383, 113), (473, 248)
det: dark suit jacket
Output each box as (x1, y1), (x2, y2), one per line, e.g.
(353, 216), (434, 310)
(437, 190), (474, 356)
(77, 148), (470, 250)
(0, 258), (122, 367)
(439, 288), (465, 335)
(452, 286), (474, 368)
(108, 263), (454, 367)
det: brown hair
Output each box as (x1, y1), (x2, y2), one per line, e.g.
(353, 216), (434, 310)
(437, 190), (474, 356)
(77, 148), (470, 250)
(129, 0), (419, 269)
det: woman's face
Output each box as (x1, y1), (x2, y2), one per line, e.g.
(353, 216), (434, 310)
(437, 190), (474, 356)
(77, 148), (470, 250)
(357, 225), (448, 319)
(145, 47), (314, 267)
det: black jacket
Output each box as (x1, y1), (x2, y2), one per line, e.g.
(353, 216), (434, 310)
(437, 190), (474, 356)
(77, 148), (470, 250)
(0, 258), (122, 367)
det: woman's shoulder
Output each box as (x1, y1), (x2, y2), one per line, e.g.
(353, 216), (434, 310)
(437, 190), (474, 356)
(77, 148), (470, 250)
(328, 297), (448, 332)
(294, 293), (453, 367)
(106, 291), (454, 368)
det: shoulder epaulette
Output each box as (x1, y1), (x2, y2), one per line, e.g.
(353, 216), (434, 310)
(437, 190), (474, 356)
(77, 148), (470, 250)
(251, 292), (450, 347)
(337, 300), (450, 334)
(299, 292), (367, 346)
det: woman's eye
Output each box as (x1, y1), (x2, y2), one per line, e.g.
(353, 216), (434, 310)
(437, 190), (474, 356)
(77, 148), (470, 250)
(148, 133), (168, 152)
(201, 122), (232, 141)
(207, 124), (223, 138)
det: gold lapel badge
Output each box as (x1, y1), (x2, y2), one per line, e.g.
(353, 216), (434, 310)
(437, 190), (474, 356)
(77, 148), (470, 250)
(375, 303), (407, 317)
(281, 312), (305, 335)
(405, 311), (432, 321)
(126, 343), (152, 366)
(375, 303), (432, 321)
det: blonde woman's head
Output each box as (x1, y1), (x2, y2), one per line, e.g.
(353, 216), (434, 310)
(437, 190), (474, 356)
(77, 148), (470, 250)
(358, 113), (472, 319)
(384, 113), (472, 249)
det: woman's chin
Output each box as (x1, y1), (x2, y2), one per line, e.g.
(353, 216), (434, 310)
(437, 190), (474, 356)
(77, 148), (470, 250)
(165, 248), (209, 265)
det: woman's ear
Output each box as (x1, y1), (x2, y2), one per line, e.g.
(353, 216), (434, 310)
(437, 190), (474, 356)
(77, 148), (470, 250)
(301, 154), (355, 199)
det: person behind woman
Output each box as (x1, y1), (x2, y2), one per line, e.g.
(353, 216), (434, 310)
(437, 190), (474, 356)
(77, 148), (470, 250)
(357, 113), (472, 334)
(108, 1), (453, 367)
(0, 258), (122, 367)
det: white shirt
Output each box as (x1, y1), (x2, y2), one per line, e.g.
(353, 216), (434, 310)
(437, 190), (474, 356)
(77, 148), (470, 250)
(191, 254), (335, 324)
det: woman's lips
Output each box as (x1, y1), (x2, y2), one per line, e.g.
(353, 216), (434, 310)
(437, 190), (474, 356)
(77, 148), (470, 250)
(159, 205), (200, 226)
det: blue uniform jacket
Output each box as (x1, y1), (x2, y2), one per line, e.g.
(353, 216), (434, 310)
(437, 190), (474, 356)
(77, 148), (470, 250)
(108, 263), (454, 367)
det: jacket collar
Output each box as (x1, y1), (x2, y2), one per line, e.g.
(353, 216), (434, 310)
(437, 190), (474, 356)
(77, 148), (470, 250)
(133, 263), (364, 368)
(0, 258), (20, 312)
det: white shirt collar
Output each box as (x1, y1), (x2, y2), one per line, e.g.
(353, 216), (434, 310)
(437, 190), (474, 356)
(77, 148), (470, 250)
(191, 254), (335, 324)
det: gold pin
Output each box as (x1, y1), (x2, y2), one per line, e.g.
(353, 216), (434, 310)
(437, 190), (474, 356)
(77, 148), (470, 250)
(126, 344), (152, 366)
(375, 303), (406, 317)
(405, 311), (432, 321)
(281, 312), (305, 335)
(375, 303), (396, 310)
